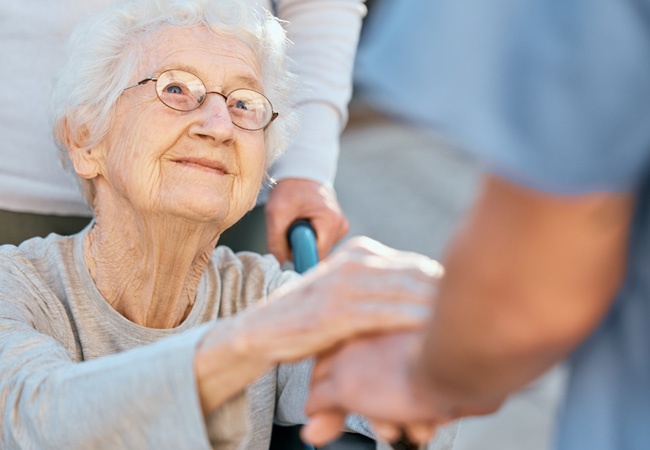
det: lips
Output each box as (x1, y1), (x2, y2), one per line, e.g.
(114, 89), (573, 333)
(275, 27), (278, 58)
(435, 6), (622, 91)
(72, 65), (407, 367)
(173, 157), (230, 175)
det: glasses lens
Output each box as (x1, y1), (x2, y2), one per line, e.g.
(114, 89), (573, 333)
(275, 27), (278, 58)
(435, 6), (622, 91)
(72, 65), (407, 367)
(226, 89), (272, 130)
(155, 70), (205, 111)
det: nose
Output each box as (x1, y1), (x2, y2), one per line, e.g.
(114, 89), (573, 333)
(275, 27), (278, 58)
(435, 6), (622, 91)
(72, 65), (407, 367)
(188, 92), (235, 144)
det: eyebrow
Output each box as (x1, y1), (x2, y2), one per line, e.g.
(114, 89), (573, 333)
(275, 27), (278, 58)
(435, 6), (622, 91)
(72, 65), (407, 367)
(162, 64), (200, 76)
(157, 64), (264, 92)
(229, 75), (263, 92)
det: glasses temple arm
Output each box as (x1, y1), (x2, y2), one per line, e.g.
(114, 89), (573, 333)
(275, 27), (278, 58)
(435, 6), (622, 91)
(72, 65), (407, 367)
(123, 77), (157, 91)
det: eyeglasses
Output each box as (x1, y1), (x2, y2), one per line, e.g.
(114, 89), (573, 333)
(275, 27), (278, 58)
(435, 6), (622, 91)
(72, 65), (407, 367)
(123, 69), (278, 131)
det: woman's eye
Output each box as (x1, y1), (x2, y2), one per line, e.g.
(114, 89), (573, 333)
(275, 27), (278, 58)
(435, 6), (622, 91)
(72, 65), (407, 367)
(164, 84), (184, 95)
(235, 100), (249, 110)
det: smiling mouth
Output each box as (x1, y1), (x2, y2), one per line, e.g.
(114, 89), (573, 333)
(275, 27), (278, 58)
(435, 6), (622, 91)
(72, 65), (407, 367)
(174, 158), (229, 175)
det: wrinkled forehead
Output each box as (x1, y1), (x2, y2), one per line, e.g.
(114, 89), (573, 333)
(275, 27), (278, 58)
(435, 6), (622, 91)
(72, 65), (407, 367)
(135, 25), (263, 91)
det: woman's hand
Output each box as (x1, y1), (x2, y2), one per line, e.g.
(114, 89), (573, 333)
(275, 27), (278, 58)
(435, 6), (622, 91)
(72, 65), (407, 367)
(235, 236), (441, 363)
(194, 237), (442, 415)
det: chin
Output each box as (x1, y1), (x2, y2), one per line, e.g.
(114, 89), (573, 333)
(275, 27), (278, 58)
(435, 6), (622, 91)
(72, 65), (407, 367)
(183, 206), (228, 224)
(158, 196), (224, 223)
(158, 185), (255, 228)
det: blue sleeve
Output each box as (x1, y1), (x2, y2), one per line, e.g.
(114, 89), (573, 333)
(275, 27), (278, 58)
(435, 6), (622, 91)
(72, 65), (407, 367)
(422, 0), (650, 193)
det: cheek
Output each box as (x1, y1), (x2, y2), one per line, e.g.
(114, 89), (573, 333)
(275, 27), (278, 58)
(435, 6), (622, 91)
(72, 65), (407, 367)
(102, 123), (168, 202)
(240, 139), (267, 188)
(244, 134), (266, 170)
(230, 137), (266, 209)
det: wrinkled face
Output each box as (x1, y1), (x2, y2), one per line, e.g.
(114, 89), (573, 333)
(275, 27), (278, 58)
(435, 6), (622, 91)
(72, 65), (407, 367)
(95, 26), (266, 228)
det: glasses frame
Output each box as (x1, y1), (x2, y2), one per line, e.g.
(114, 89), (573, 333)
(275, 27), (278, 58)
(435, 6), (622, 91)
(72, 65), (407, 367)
(123, 69), (279, 131)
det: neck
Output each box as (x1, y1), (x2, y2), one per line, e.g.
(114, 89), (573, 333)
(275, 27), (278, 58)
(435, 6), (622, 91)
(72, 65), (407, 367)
(84, 199), (219, 329)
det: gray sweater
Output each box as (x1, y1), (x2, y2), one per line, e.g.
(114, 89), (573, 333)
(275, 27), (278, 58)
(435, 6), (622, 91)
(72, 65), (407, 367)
(0, 228), (319, 449)
(0, 230), (457, 450)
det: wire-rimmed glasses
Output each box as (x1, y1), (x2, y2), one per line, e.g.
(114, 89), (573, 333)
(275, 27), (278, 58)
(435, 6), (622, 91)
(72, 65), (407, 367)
(123, 69), (278, 131)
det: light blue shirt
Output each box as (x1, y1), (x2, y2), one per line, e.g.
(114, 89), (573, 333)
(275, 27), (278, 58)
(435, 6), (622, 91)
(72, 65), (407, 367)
(356, 1), (650, 448)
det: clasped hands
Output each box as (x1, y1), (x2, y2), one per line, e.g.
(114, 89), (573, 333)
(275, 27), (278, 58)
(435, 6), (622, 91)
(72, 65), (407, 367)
(302, 329), (444, 447)
(197, 235), (501, 446)
(298, 241), (506, 448)
(298, 239), (447, 447)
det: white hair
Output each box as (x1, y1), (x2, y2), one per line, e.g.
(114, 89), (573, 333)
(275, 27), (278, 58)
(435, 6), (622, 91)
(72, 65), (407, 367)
(52, 0), (300, 204)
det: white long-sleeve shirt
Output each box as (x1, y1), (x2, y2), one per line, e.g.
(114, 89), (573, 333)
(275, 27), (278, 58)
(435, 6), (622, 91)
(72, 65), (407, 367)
(0, 0), (365, 216)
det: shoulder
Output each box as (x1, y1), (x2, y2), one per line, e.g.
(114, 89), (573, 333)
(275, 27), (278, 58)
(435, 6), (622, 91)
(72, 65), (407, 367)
(213, 245), (280, 274)
(209, 246), (300, 311)
(211, 246), (299, 289)
(430, 2), (650, 193)
(0, 234), (74, 286)
(0, 234), (76, 342)
(0, 235), (61, 289)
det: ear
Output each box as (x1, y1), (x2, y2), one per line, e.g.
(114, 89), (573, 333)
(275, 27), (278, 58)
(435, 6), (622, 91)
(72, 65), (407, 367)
(63, 120), (102, 179)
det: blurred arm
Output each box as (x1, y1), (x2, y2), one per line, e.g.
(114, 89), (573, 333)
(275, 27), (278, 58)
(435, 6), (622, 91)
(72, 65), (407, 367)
(263, 0), (364, 262)
(271, 0), (366, 185)
(417, 173), (635, 415)
(301, 174), (634, 446)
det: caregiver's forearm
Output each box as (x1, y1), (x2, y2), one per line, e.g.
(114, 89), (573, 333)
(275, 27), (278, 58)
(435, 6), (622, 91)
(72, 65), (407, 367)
(416, 175), (633, 411)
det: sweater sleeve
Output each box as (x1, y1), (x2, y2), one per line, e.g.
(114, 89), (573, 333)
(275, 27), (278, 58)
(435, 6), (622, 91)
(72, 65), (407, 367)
(0, 280), (248, 450)
(269, 0), (366, 186)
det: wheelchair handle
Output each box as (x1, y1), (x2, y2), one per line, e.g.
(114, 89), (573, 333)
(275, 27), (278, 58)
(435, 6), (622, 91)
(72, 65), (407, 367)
(287, 219), (319, 274)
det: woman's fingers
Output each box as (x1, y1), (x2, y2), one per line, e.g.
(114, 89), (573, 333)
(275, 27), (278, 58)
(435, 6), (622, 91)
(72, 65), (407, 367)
(404, 422), (438, 445)
(375, 421), (438, 448)
(371, 420), (402, 443)
(242, 237), (443, 363)
(301, 410), (347, 447)
(247, 308), (427, 364)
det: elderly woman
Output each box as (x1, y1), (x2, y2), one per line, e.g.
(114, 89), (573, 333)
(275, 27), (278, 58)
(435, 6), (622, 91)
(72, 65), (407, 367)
(0, 0), (440, 449)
